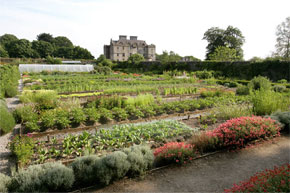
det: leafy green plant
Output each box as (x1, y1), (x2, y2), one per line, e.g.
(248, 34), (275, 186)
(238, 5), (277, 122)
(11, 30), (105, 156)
(98, 108), (113, 124)
(13, 105), (38, 124)
(84, 107), (100, 123)
(0, 173), (11, 193)
(112, 107), (128, 121)
(19, 90), (57, 109)
(251, 90), (290, 115)
(40, 110), (56, 129)
(55, 109), (71, 129)
(9, 135), (35, 166)
(0, 103), (15, 135)
(248, 76), (272, 91)
(70, 107), (86, 125)
(212, 103), (253, 120)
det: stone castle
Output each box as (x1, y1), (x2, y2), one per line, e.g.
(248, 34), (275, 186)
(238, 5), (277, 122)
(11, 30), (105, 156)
(104, 35), (156, 61)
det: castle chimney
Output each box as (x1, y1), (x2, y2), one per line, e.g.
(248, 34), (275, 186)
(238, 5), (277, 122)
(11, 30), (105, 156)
(130, 36), (138, 40)
(119, 35), (127, 40)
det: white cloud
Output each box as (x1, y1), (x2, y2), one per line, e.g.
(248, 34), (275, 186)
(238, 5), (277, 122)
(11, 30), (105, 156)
(0, 0), (289, 60)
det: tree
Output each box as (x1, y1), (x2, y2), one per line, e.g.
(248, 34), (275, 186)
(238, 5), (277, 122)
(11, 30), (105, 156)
(203, 26), (245, 60)
(7, 39), (34, 58)
(54, 47), (74, 59)
(73, 46), (94, 59)
(275, 17), (290, 59)
(249, 56), (264, 62)
(0, 34), (18, 50)
(128, 53), (145, 65)
(53, 36), (73, 48)
(96, 54), (113, 67)
(0, 45), (9, 57)
(183, 56), (201, 61)
(37, 33), (54, 43)
(32, 40), (54, 58)
(208, 46), (240, 61)
(156, 51), (182, 64)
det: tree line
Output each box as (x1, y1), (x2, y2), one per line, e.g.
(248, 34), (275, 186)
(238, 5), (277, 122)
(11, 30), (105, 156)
(0, 33), (94, 59)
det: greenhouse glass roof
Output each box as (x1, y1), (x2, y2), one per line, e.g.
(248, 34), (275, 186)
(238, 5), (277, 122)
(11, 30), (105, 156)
(19, 64), (94, 73)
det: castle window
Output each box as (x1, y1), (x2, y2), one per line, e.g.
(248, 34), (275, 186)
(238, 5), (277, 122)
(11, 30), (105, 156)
(123, 53), (125, 57)
(117, 53), (119, 56)
(123, 47), (124, 50)
(117, 47), (119, 50)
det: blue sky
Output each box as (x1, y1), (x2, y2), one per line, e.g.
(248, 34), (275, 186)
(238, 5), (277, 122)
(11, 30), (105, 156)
(0, 0), (289, 59)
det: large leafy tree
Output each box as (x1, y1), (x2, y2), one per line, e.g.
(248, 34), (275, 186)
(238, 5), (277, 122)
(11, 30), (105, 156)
(96, 54), (113, 67)
(275, 17), (290, 59)
(54, 47), (74, 59)
(203, 26), (245, 60)
(156, 51), (182, 64)
(128, 53), (145, 65)
(53, 36), (73, 48)
(208, 46), (240, 61)
(37, 33), (54, 43)
(73, 46), (94, 59)
(32, 40), (54, 58)
(0, 45), (9, 57)
(7, 39), (34, 58)
(0, 34), (18, 50)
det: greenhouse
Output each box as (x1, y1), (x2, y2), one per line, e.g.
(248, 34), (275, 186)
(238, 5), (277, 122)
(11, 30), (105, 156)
(19, 64), (94, 73)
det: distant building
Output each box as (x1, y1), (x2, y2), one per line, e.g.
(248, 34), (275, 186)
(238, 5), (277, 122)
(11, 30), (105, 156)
(104, 35), (156, 61)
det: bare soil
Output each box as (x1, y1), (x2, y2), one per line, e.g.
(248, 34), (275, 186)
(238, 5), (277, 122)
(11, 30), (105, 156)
(86, 134), (290, 193)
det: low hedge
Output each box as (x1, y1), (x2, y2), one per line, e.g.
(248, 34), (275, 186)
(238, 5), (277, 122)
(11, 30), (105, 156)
(8, 162), (75, 192)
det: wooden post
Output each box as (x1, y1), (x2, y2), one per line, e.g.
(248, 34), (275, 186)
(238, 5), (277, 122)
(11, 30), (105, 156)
(47, 135), (50, 142)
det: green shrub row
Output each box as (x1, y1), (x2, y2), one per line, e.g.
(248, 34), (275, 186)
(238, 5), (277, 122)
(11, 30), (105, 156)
(2, 145), (153, 192)
(0, 65), (20, 98)
(14, 95), (245, 133)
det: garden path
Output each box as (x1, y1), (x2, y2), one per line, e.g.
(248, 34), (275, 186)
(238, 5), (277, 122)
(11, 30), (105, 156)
(0, 79), (23, 175)
(89, 134), (290, 193)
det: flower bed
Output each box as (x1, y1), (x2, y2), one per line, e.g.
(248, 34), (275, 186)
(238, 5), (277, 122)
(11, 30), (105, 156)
(225, 163), (290, 192)
(206, 116), (281, 149)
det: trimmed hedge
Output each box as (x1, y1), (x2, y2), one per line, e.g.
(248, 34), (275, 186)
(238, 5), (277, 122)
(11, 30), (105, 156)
(114, 60), (290, 81)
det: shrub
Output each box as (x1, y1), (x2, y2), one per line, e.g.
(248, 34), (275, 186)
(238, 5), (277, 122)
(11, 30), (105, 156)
(25, 120), (40, 132)
(0, 103), (15, 135)
(4, 83), (18, 97)
(84, 107), (100, 123)
(70, 107), (86, 125)
(98, 108), (113, 124)
(55, 109), (71, 129)
(96, 151), (130, 185)
(20, 90), (57, 109)
(139, 105), (156, 118)
(273, 85), (286, 92)
(270, 111), (290, 131)
(212, 104), (253, 120)
(12, 105), (38, 124)
(225, 163), (290, 193)
(251, 90), (290, 115)
(9, 162), (74, 192)
(248, 76), (272, 91)
(0, 173), (11, 193)
(125, 105), (144, 119)
(190, 132), (219, 154)
(207, 116), (281, 149)
(46, 56), (62, 64)
(123, 145), (154, 176)
(193, 70), (213, 79)
(236, 85), (250, 95)
(9, 135), (35, 166)
(69, 155), (100, 188)
(40, 110), (56, 129)
(154, 142), (197, 166)
(112, 107), (128, 121)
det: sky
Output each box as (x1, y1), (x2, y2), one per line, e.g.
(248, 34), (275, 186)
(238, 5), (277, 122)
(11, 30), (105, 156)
(0, 0), (289, 60)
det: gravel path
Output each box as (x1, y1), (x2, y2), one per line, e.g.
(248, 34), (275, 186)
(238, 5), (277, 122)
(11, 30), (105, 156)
(0, 79), (23, 175)
(89, 134), (290, 193)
